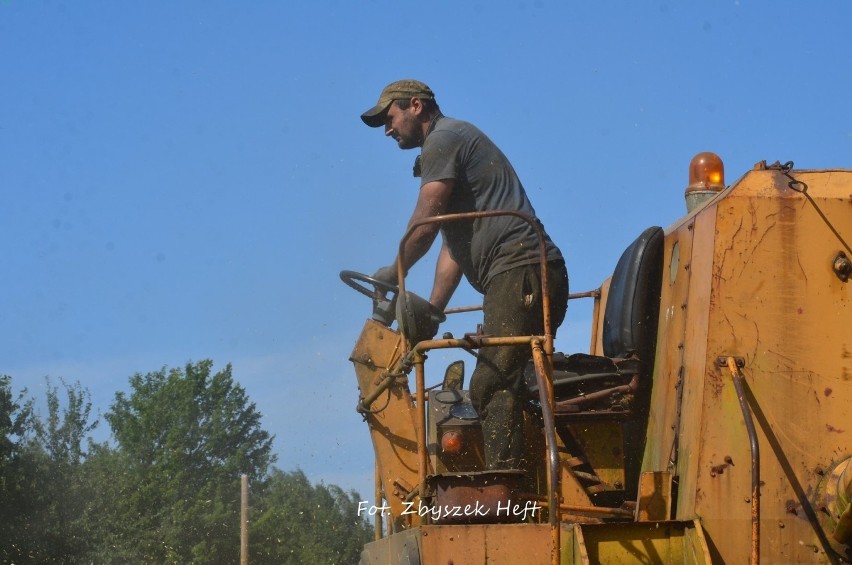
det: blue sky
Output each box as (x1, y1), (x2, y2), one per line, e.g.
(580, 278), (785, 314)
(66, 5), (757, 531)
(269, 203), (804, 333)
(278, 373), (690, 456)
(2, 1), (851, 499)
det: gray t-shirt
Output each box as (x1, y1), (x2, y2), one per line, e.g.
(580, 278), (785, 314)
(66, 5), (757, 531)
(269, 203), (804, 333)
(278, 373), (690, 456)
(419, 116), (563, 293)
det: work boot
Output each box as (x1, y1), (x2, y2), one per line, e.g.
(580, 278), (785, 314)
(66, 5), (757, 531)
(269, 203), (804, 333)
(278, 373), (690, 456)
(481, 390), (525, 469)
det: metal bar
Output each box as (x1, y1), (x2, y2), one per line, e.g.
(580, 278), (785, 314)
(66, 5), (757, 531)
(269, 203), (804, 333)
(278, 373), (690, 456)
(374, 463), (383, 541)
(404, 484), (420, 503)
(568, 289), (601, 300)
(522, 494), (634, 518)
(588, 286), (603, 355)
(414, 352), (428, 522)
(441, 291), (596, 315)
(726, 356), (760, 565)
(410, 334), (546, 354)
(356, 372), (399, 413)
(532, 340), (560, 565)
(554, 374), (639, 408)
(443, 304), (483, 314)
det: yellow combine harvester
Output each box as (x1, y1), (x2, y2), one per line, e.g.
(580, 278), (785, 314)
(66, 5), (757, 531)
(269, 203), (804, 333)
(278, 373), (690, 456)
(341, 154), (852, 564)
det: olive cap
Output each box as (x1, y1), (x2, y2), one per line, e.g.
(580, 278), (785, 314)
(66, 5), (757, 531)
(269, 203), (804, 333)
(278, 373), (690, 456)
(360, 79), (435, 127)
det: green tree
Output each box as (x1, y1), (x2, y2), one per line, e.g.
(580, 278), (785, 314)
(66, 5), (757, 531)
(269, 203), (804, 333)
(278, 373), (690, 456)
(0, 375), (34, 460)
(251, 468), (372, 564)
(0, 375), (37, 561)
(0, 377), (98, 563)
(77, 443), (139, 562)
(103, 360), (275, 563)
(2, 366), (373, 564)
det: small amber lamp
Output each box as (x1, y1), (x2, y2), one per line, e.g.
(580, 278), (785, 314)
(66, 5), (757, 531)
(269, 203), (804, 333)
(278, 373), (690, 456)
(685, 152), (726, 212)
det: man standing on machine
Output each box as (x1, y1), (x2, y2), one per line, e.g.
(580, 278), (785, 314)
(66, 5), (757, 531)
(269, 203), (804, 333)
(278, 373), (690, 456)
(361, 79), (568, 470)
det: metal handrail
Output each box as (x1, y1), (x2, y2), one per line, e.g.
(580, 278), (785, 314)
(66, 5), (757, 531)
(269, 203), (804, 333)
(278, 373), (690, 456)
(444, 289), (601, 315)
(726, 356), (760, 565)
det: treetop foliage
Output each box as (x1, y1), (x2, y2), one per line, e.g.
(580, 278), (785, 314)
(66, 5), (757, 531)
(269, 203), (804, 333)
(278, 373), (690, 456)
(0, 362), (371, 564)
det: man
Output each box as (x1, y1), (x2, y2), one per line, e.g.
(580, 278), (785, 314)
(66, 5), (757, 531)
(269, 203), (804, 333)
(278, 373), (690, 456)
(361, 79), (568, 470)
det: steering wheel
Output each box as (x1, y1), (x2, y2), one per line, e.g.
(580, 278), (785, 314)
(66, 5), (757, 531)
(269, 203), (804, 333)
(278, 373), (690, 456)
(339, 270), (447, 328)
(339, 270), (398, 299)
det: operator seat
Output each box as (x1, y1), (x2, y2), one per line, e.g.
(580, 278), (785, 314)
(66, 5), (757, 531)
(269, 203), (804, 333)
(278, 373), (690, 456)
(526, 226), (664, 418)
(603, 225), (665, 365)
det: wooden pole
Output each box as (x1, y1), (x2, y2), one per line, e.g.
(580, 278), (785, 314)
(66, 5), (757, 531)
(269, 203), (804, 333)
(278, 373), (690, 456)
(241, 474), (248, 565)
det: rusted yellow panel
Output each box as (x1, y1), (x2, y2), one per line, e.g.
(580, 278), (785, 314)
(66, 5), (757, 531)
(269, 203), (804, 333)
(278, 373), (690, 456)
(698, 170), (851, 563)
(351, 319), (422, 530)
(364, 521), (711, 564)
(642, 214), (697, 473)
(589, 278), (610, 357)
(562, 523), (590, 564)
(635, 471), (672, 521)
(359, 527), (420, 565)
(361, 525), (555, 564)
(569, 422), (625, 491)
(421, 525), (487, 564)
(563, 520), (711, 564)
(672, 206), (716, 517)
(480, 524), (552, 563)
(671, 169), (852, 563)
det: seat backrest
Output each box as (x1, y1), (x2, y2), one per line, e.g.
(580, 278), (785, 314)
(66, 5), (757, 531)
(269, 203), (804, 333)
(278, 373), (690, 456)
(602, 226), (664, 362)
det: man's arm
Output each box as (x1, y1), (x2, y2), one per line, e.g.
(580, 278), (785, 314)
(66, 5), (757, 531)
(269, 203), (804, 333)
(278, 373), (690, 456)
(391, 178), (455, 279)
(430, 239), (463, 310)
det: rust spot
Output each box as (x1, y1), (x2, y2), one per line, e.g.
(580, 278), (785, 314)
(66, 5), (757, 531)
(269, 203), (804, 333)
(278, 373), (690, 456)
(826, 424), (845, 433)
(797, 307), (804, 314)
(711, 464), (728, 475)
(711, 457), (734, 476)
(824, 388), (833, 397)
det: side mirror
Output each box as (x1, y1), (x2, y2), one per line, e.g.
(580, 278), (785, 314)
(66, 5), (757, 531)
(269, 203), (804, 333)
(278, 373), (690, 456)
(442, 361), (464, 391)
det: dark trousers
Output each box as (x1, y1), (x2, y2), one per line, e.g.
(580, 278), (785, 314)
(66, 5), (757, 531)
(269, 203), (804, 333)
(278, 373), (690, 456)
(469, 261), (568, 469)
